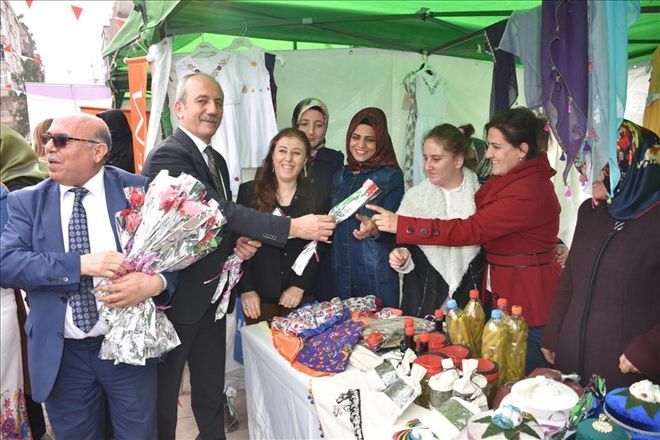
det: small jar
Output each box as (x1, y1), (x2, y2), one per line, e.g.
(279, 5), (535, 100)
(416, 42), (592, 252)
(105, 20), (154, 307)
(413, 354), (443, 408)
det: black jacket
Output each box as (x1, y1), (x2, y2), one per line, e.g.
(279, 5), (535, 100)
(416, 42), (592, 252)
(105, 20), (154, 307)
(141, 128), (290, 324)
(236, 180), (328, 301)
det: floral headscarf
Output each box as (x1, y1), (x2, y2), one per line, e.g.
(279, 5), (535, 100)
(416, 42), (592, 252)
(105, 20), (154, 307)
(345, 107), (399, 172)
(291, 98), (329, 150)
(607, 120), (660, 220)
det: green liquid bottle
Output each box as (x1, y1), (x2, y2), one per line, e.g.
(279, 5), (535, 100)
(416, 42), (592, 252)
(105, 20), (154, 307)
(446, 299), (474, 351)
(464, 289), (485, 353)
(480, 309), (509, 388)
(503, 305), (528, 384)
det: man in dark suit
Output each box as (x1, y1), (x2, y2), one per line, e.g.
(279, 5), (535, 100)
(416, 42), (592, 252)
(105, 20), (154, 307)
(0, 114), (176, 439)
(142, 73), (335, 440)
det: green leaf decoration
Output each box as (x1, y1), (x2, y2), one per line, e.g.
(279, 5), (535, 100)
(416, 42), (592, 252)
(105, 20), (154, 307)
(612, 388), (659, 419)
(478, 415), (542, 440)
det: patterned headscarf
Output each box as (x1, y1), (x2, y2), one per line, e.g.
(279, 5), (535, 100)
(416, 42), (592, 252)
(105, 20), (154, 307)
(345, 107), (399, 172)
(607, 120), (660, 220)
(291, 98), (329, 150)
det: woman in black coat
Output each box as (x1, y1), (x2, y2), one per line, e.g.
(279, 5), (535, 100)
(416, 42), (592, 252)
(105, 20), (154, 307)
(237, 128), (329, 324)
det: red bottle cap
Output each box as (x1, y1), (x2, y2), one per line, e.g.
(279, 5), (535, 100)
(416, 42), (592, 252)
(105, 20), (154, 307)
(414, 354), (444, 377)
(511, 305), (523, 315)
(497, 298), (508, 308)
(469, 289), (480, 299)
(434, 309), (444, 319)
(419, 333), (430, 342)
(404, 317), (414, 328)
(405, 326), (415, 337)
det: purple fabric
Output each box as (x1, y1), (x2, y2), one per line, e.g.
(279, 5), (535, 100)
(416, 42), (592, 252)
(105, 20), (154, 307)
(487, 20), (518, 117)
(541, 0), (589, 182)
(296, 320), (365, 373)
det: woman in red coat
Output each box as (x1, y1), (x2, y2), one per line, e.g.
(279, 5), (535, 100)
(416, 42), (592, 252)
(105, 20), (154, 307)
(369, 107), (562, 372)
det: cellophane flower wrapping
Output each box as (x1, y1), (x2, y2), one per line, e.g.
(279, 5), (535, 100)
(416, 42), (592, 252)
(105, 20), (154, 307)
(291, 178), (381, 276)
(95, 170), (226, 365)
(210, 252), (243, 321)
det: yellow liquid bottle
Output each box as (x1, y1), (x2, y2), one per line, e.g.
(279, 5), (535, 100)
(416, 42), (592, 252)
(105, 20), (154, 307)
(503, 305), (528, 384)
(480, 309), (509, 388)
(464, 289), (485, 353)
(446, 299), (474, 352)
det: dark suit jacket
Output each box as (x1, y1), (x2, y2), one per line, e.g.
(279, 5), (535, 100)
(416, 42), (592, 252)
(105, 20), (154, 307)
(0, 167), (176, 402)
(141, 128), (291, 324)
(236, 180), (328, 301)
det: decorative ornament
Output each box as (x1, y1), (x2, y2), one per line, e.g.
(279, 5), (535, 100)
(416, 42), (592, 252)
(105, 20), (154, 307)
(560, 151), (566, 161)
(472, 413), (542, 439)
(25, 0), (33, 7)
(612, 387), (660, 418)
(592, 415), (613, 433)
(71, 5), (83, 20)
(564, 186), (572, 197)
(3, 43), (13, 53)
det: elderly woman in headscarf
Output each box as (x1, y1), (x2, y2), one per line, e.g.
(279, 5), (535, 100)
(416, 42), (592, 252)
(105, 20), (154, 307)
(96, 109), (135, 173)
(541, 120), (660, 388)
(291, 98), (344, 201)
(331, 107), (404, 307)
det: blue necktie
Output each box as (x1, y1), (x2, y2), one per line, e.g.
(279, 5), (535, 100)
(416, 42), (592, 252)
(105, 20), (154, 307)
(68, 187), (98, 333)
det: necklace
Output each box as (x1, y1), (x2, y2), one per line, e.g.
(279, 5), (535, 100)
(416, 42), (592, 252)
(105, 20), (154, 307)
(277, 185), (297, 206)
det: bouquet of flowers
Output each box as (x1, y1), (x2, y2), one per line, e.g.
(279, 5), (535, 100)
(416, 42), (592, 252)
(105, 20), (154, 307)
(95, 170), (226, 365)
(291, 178), (380, 276)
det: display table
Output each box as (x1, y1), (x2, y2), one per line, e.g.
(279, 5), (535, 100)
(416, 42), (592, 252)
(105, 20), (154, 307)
(241, 322), (433, 440)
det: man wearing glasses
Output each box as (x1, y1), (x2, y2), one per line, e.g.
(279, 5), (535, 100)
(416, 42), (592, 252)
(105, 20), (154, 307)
(0, 113), (176, 438)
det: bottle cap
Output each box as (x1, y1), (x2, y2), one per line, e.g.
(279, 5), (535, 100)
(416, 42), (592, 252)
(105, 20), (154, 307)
(491, 309), (503, 319)
(511, 305), (523, 315)
(447, 299), (458, 309)
(419, 333), (430, 342)
(434, 309), (445, 319)
(497, 298), (508, 308)
(404, 317), (414, 328)
(469, 289), (480, 299)
(405, 326), (415, 336)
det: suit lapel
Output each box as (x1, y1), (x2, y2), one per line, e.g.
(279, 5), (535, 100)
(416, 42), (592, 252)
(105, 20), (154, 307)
(103, 168), (125, 251)
(173, 129), (226, 199)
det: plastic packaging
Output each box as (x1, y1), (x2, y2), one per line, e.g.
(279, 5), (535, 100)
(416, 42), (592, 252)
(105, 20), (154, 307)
(480, 309), (509, 386)
(502, 305), (528, 384)
(446, 299), (475, 352)
(464, 289), (485, 353)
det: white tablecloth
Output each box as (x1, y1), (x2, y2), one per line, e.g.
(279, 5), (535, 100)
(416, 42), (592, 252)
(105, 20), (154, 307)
(241, 322), (439, 440)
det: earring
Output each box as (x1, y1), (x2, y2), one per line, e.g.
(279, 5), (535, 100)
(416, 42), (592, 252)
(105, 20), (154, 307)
(303, 165), (308, 178)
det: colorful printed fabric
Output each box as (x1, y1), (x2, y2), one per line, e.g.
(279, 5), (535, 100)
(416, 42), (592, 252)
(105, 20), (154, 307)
(342, 295), (377, 313)
(1, 388), (31, 439)
(297, 320), (366, 373)
(270, 297), (344, 338)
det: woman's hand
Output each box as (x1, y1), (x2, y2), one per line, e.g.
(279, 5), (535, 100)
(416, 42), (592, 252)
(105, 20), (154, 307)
(366, 204), (398, 234)
(280, 286), (304, 309)
(619, 353), (640, 374)
(389, 247), (410, 270)
(541, 347), (556, 365)
(241, 291), (261, 320)
(353, 213), (378, 240)
(554, 243), (569, 267)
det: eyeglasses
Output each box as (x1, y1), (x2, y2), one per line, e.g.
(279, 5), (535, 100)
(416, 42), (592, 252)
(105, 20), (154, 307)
(42, 133), (102, 148)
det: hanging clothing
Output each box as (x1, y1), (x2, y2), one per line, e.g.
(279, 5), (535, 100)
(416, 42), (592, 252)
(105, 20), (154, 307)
(643, 46), (660, 136)
(402, 69), (448, 185)
(499, 7), (543, 111)
(486, 20), (518, 117)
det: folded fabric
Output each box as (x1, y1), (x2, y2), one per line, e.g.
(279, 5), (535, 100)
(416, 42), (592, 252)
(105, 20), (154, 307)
(270, 297), (344, 338)
(297, 320), (365, 374)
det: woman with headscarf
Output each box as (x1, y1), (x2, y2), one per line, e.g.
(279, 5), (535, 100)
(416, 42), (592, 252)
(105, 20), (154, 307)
(96, 109), (135, 173)
(541, 120), (660, 388)
(291, 98), (344, 201)
(368, 108), (562, 371)
(292, 98), (345, 301)
(331, 107), (404, 307)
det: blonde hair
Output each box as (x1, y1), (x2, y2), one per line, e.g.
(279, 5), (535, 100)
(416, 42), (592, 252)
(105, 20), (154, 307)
(32, 118), (53, 158)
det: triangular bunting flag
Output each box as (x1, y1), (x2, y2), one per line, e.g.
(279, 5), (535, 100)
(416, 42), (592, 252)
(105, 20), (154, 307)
(71, 5), (83, 20)
(34, 54), (42, 64)
(5, 83), (13, 90)
(113, 17), (126, 28)
(21, 55), (29, 62)
(3, 43), (13, 52)
(25, 0), (33, 7)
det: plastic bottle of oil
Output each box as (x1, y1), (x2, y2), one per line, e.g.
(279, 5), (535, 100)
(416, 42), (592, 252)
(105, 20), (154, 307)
(446, 299), (474, 352)
(480, 309), (509, 382)
(464, 289), (485, 352)
(502, 305), (528, 384)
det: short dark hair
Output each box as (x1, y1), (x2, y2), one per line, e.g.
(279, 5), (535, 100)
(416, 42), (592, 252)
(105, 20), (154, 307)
(485, 107), (549, 160)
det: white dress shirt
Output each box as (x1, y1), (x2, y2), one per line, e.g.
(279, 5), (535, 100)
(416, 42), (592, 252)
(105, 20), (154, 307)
(179, 126), (228, 199)
(59, 168), (113, 338)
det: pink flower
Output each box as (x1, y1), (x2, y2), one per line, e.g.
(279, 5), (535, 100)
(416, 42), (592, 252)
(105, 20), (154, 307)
(127, 188), (145, 208)
(160, 187), (180, 212)
(179, 200), (204, 218)
(125, 212), (142, 234)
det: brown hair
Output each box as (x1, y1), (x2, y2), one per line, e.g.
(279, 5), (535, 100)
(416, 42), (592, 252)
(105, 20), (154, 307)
(252, 128), (311, 213)
(32, 118), (53, 158)
(424, 124), (476, 171)
(485, 107), (549, 160)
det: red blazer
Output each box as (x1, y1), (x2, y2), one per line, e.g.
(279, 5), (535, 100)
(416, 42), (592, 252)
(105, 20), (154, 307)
(396, 155), (562, 326)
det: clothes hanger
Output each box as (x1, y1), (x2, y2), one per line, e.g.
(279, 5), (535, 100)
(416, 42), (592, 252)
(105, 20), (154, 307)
(190, 41), (219, 58)
(225, 37), (254, 52)
(415, 51), (434, 76)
